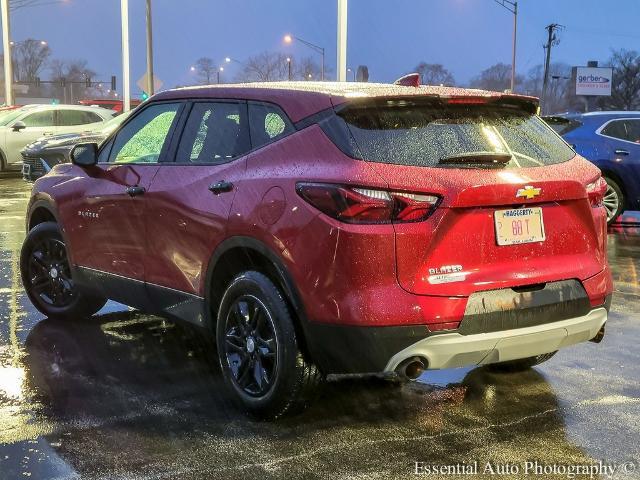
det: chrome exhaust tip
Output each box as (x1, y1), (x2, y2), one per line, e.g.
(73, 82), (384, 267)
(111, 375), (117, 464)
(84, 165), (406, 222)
(395, 356), (426, 381)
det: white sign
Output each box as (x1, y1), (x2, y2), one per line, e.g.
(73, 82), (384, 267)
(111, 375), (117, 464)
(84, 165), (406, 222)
(575, 67), (613, 96)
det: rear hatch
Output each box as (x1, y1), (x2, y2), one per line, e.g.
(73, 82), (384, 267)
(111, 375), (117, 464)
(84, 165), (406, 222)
(325, 97), (606, 296)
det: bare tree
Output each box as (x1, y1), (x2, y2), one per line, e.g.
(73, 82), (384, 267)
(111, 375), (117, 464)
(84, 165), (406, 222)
(194, 57), (217, 84)
(294, 56), (322, 81)
(236, 51), (290, 82)
(470, 62), (523, 92)
(49, 59), (97, 103)
(413, 62), (455, 86)
(597, 49), (640, 111)
(523, 62), (571, 114)
(12, 38), (51, 82)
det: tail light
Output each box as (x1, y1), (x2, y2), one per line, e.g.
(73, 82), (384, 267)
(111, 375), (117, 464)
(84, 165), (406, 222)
(296, 183), (440, 224)
(586, 177), (607, 208)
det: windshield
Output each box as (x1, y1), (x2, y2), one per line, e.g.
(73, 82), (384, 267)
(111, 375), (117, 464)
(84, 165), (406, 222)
(328, 103), (575, 168)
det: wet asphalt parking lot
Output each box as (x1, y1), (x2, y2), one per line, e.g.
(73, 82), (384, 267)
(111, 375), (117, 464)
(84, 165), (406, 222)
(0, 174), (639, 480)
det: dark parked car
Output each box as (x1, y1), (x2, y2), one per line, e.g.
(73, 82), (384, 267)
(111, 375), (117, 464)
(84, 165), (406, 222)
(21, 82), (612, 418)
(21, 112), (131, 181)
(543, 111), (640, 224)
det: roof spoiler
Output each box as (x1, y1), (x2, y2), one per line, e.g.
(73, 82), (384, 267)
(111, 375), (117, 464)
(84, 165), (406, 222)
(394, 73), (421, 88)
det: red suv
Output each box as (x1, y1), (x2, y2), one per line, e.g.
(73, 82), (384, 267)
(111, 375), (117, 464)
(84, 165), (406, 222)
(21, 82), (613, 417)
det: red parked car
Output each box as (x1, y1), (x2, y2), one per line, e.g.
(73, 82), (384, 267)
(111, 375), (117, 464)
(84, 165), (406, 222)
(78, 98), (142, 113)
(21, 82), (613, 417)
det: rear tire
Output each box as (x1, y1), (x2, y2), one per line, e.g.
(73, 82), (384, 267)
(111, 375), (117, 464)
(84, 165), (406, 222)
(486, 351), (557, 373)
(603, 176), (624, 225)
(20, 222), (107, 320)
(216, 271), (322, 418)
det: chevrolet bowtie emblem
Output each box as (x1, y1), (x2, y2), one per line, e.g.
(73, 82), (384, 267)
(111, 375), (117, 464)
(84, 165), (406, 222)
(516, 185), (541, 200)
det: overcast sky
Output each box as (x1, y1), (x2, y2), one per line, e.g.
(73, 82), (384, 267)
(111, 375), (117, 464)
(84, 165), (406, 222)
(8, 0), (640, 94)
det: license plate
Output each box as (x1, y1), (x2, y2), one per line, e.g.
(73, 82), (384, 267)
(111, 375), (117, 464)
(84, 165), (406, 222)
(21, 164), (30, 176)
(494, 207), (545, 246)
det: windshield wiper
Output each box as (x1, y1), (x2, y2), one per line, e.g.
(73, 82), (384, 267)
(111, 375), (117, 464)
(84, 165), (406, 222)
(438, 152), (512, 166)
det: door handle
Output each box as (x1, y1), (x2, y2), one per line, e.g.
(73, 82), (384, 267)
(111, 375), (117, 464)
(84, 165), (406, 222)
(43, 132), (55, 136)
(125, 185), (146, 197)
(614, 149), (629, 156)
(208, 180), (234, 195)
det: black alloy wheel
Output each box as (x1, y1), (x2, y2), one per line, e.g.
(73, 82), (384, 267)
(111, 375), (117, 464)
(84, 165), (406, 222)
(21, 222), (106, 320)
(27, 236), (75, 308)
(223, 294), (279, 397)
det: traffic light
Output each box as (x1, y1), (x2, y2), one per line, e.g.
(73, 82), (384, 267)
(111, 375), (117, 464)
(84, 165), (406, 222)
(35, 77), (41, 87)
(111, 75), (117, 91)
(60, 77), (66, 88)
(85, 77), (92, 88)
(141, 91), (149, 101)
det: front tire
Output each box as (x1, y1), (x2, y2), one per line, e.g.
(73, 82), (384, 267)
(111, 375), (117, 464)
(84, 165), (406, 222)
(486, 351), (557, 373)
(603, 176), (624, 225)
(216, 271), (322, 418)
(20, 222), (107, 320)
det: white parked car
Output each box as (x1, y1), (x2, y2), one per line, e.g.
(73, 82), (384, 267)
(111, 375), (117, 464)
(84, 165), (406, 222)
(0, 104), (115, 171)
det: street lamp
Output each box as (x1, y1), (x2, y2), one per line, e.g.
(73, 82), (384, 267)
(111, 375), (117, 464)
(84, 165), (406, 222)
(217, 66), (224, 84)
(286, 57), (292, 81)
(347, 67), (356, 82)
(284, 34), (324, 80)
(494, 0), (518, 92)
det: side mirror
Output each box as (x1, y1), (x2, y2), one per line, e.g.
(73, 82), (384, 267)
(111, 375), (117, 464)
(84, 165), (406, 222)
(12, 121), (26, 132)
(71, 142), (99, 167)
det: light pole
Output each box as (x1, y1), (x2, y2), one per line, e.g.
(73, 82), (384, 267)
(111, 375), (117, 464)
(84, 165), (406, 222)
(1, 0), (13, 105)
(337, 0), (347, 82)
(494, 0), (517, 92)
(120, 0), (131, 112)
(347, 67), (356, 82)
(145, 0), (154, 96)
(286, 57), (292, 81)
(217, 67), (224, 84)
(284, 34), (324, 80)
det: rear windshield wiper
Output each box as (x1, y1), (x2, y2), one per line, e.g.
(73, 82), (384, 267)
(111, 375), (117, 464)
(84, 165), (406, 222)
(438, 152), (512, 166)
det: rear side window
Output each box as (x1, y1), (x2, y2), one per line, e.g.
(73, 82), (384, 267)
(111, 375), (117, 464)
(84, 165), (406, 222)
(58, 109), (103, 126)
(600, 119), (640, 143)
(176, 102), (250, 163)
(249, 102), (295, 149)
(322, 102), (576, 168)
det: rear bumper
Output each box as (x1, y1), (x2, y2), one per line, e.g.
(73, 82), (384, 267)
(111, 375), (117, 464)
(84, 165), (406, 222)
(384, 307), (607, 372)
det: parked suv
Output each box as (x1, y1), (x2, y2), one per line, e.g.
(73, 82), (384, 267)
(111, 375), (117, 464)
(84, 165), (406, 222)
(21, 83), (613, 417)
(543, 111), (640, 224)
(0, 104), (114, 172)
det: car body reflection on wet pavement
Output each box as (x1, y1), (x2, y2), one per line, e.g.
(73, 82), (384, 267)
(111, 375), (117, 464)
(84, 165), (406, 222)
(1, 176), (639, 479)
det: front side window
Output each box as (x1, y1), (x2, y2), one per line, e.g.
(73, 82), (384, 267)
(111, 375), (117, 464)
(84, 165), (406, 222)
(249, 102), (295, 149)
(58, 110), (104, 126)
(176, 102), (250, 163)
(107, 103), (180, 164)
(22, 110), (55, 127)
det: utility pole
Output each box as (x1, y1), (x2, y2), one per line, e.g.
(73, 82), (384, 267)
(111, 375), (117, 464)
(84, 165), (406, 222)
(145, 0), (154, 96)
(541, 23), (562, 114)
(337, 0), (348, 81)
(121, 0), (131, 112)
(1, 0), (12, 105)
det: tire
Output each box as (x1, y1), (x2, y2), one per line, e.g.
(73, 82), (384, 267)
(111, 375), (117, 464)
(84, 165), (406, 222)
(216, 271), (322, 418)
(486, 351), (557, 373)
(602, 176), (624, 225)
(20, 221), (107, 320)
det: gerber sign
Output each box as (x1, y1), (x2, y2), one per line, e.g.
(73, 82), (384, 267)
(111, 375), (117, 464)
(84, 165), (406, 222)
(575, 67), (613, 96)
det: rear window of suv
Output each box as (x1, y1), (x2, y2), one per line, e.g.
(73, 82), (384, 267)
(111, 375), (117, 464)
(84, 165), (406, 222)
(320, 101), (575, 168)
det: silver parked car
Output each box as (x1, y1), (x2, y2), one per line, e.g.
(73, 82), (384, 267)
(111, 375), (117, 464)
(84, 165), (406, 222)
(0, 104), (115, 172)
